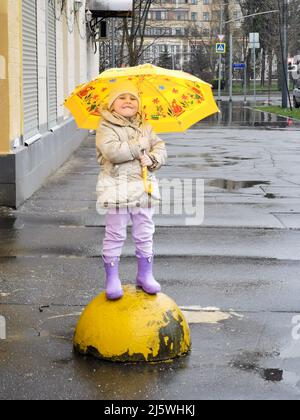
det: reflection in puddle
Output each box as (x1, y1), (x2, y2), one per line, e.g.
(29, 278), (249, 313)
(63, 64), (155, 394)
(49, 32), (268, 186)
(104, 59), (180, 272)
(232, 349), (300, 388)
(231, 351), (283, 383)
(192, 101), (300, 129)
(176, 154), (256, 171)
(208, 179), (270, 191)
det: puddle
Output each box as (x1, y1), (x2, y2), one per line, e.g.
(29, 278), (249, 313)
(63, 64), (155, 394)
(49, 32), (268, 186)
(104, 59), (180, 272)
(179, 162), (239, 170)
(224, 156), (254, 161)
(232, 349), (300, 388)
(231, 351), (283, 383)
(264, 193), (276, 199)
(176, 154), (255, 171)
(261, 368), (283, 382)
(208, 179), (270, 191)
(191, 101), (300, 129)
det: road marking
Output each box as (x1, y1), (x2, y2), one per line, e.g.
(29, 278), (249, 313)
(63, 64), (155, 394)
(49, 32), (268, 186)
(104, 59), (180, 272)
(0, 316), (6, 340)
(180, 306), (242, 324)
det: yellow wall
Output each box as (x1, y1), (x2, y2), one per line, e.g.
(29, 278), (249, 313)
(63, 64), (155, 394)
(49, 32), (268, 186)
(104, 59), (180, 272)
(0, 0), (22, 154)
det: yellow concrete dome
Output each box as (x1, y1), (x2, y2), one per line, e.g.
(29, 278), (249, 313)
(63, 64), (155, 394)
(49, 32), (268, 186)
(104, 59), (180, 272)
(74, 285), (191, 362)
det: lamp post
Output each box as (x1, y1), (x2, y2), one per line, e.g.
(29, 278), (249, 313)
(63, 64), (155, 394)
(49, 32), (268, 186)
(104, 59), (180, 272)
(281, 0), (289, 109)
(217, 2), (231, 102)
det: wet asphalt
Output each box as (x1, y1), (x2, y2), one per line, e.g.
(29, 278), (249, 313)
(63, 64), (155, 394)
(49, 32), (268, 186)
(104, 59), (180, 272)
(1, 101), (300, 400)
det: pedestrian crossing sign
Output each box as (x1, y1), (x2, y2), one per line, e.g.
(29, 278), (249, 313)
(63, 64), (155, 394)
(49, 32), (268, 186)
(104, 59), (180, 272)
(216, 43), (226, 54)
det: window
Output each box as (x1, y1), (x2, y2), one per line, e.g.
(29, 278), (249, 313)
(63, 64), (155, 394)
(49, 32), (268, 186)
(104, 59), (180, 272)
(191, 12), (198, 21)
(203, 12), (210, 21)
(175, 11), (189, 20)
(203, 0), (209, 4)
(175, 28), (185, 36)
(150, 10), (167, 20)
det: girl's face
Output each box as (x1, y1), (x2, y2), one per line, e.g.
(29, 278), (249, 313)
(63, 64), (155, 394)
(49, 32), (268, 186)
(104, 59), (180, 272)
(112, 93), (139, 118)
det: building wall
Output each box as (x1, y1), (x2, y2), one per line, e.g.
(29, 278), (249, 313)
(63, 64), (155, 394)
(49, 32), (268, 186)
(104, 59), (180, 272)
(0, 0), (100, 208)
(145, 0), (241, 66)
(0, 0), (22, 154)
(0, 0), (10, 154)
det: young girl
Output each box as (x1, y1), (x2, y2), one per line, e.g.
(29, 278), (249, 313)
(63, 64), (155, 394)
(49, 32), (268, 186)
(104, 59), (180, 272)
(96, 82), (167, 300)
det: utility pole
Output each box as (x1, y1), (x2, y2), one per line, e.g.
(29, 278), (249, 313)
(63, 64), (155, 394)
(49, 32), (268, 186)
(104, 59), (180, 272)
(218, 6), (224, 102)
(229, 33), (233, 101)
(253, 44), (256, 104)
(281, 0), (288, 108)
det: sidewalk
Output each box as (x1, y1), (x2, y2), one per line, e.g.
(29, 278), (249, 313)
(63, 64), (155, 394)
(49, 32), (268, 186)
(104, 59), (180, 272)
(13, 127), (300, 230)
(1, 119), (300, 399)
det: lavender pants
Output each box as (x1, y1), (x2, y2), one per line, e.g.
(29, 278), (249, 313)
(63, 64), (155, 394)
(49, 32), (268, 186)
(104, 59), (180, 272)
(102, 207), (156, 262)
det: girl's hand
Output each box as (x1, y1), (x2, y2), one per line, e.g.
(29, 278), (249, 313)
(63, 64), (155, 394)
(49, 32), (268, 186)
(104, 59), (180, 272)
(140, 153), (153, 167)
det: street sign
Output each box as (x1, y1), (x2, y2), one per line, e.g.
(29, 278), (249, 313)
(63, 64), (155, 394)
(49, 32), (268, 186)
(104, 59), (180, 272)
(249, 32), (259, 43)
(217, 34), (225, 42)
(216, 43), (226, 54)
(233, 63), (246, 70)
(249, 33), (260, 49)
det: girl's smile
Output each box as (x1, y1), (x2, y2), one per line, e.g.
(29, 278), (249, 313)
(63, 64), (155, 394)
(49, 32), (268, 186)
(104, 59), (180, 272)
(112, 94), (139, 118)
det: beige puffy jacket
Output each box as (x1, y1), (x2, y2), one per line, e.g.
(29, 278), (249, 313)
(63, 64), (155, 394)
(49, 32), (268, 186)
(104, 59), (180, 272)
(95, 110), (167, 209)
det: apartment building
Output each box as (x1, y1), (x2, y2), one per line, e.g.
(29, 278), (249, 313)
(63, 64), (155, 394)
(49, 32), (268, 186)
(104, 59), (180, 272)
(0, 0), (99, 207)
(143, 0), (242, 68)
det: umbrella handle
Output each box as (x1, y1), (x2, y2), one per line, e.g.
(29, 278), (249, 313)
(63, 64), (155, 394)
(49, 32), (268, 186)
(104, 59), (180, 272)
(141, 150), (153, 195)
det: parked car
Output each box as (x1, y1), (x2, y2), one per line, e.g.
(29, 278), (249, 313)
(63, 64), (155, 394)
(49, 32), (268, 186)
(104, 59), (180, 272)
(293, 79), (300, 108)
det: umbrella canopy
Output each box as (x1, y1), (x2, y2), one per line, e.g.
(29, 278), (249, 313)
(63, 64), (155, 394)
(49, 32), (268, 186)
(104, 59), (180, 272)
(64, 64), (219, 133)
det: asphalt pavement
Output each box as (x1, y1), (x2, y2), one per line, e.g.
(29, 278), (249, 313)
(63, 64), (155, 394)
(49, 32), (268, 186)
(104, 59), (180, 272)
(1, 102), (300, 400)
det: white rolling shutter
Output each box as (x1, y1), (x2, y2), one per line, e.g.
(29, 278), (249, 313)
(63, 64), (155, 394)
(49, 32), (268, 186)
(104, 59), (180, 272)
(47, 0), (57, 129)
(22, 0), (39, 141)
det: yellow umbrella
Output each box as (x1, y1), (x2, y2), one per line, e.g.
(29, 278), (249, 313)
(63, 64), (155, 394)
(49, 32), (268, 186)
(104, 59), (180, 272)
(64, 64), (219, 195)
(64, 63), (219, 133)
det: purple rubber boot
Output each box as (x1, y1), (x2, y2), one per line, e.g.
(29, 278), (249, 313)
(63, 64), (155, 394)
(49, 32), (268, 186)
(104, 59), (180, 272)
(136, 255), (161, 295)
(102, 256), (124, 300)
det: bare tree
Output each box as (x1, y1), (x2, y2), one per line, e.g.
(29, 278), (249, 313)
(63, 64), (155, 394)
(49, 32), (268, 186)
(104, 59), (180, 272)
(123, 0), (154, 66)
(186, 24), (218, 82)
(288, 0), (300, 57)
